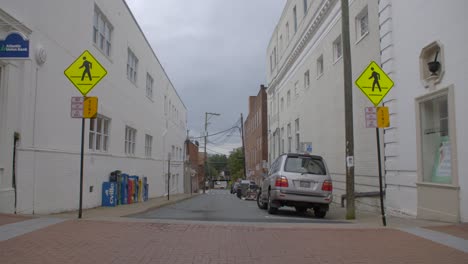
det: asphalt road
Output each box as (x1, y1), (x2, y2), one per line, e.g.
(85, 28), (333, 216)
(130, 189), (349, 223)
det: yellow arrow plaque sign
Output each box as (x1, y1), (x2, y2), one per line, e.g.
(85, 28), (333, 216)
(64, 50), (107, 96)
(355, 61), (394, 106)
(83, 97), (98, 119)
(376, 106), (390, 128)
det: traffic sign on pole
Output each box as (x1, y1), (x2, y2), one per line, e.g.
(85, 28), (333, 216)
(376, 106), (390, 128)
(64, 50), (107, 96)
(71, 96), (98, 119)
(365, 107), (377, 128)
(355, 61), (394, 106)
(83, 97), (98, 119)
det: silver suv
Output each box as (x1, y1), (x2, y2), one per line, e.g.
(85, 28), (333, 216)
(257, 153), (333, 218)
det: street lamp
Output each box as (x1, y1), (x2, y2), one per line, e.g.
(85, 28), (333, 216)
(204, 112), (220, 194)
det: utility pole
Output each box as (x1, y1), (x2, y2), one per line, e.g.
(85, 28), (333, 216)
(240, 113), (247, 180)
(204, 112), (220, 194)
(341, 0), (355, 219)
(185, 129), (191, 195)
(204, 112), (208, 194)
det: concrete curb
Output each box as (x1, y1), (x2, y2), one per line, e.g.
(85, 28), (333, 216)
(123, 194), (199, 217)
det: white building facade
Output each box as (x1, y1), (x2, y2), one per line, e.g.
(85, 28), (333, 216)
(0, 0), (187, 214)
(266, 0), (383, 208)
(379, 0), (468, 222)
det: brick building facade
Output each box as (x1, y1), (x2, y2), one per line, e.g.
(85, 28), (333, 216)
(244, 85), (268, 185)
(186, 140), (200, 193)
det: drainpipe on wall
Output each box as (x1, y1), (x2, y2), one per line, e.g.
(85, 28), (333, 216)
(13, 132), (20, 214)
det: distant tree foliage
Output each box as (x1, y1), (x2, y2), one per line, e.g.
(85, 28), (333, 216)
(227, 148), (244, 183)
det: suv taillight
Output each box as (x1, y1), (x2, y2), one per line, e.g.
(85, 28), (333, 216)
(321, 180), (332, 192)
(275, 176), (289, 187)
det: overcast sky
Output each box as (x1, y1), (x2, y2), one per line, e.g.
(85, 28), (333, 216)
(126, 0), (286, 154)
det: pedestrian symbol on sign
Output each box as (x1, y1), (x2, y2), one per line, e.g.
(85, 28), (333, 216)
(79, 56), (92, 81)
(369, 67), (381, 92)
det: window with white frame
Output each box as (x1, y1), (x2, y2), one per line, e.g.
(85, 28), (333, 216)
(287, 90), (291, 107)
(125, 126), (136, 155)
(146, 73), (153, 99)
(333, 36), (342, 62)
(281, 97), (284, 112)
(420, 93), (451, 184)
(145, 134), (152, 157)
(270, 54), (273, 73)
(279, 35), (283, 53)
(303, 0), (308, 15)
(293, 6), (298, 33)
(273, 47), (277, 66)
(286, 22), (290, 41)
(281, 127), (285, 154)
(127, 48), (138, 83)
(270, 47), (277, 73)
(304, 70), (310, 88)
(287, 123), (292, 153)
(294, 81), (299, 95)
(295, 118), (300, 152)
(356, 7), (369, 40)
(93, 6), (112, 57)
(317, 55), (324, 77)
(89, 115), (110, 152)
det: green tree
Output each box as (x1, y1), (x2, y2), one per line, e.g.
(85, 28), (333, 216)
(208, 154), (228, 172)
(227, 148), (245, 182)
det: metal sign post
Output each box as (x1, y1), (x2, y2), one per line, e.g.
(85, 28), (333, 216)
(65, 50), (106, 219)
(375, 126), (386, 226)
(376, 106), (389, 226)
(78, 115), (85, 218)
(356, 60), (394, 226)
(167, 153), (171, 200)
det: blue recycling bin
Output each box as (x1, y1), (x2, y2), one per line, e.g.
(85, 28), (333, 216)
(129, 176), (139, 203)
(120, 173), (129, 204)
(102, 182), (117, 207)
(143, 184), (149, 201)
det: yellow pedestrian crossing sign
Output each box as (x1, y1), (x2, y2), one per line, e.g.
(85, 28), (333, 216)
(64, 50), (107, 96)
(355, 61), (394, 106)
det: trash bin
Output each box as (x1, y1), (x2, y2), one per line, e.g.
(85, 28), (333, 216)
(129, 176), (139, 203)
(120, 173), (129, 204)
(102, 182), (117, 207)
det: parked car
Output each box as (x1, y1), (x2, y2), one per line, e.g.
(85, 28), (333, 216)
(257, 153), (333, 218)
(230, 182), (240, 194)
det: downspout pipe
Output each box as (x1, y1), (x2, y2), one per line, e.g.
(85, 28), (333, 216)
(13, 132), (20, 214)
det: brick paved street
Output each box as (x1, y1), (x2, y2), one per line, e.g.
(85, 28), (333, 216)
(1, 220), (467, 264)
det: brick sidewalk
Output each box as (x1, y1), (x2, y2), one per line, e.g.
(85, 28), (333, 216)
(426, 223), (468, 240)
(1, 220), (467, 264)
(50, 193), (196, 219)
(0, 213), (32, 226)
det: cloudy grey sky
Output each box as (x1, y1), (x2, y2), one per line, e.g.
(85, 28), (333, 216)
(126, 0), (286, 154)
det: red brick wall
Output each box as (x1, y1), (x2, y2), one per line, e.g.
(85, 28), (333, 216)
(244, 85), (268, 185)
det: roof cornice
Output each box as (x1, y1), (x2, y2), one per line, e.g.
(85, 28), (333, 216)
(267, 0), (337, 95)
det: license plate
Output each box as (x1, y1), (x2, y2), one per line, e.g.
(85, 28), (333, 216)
(299, 181), (310, 188)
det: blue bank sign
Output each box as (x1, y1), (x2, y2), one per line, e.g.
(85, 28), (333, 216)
(0, 32), (30, 59)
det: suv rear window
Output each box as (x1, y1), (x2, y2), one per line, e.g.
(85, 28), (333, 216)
(284, 156), (326, 175)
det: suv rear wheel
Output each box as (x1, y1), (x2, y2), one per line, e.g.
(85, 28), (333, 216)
(295, 206), (308, 214)
(267, 190), (278, 214)
(314, 208), (327, 218)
